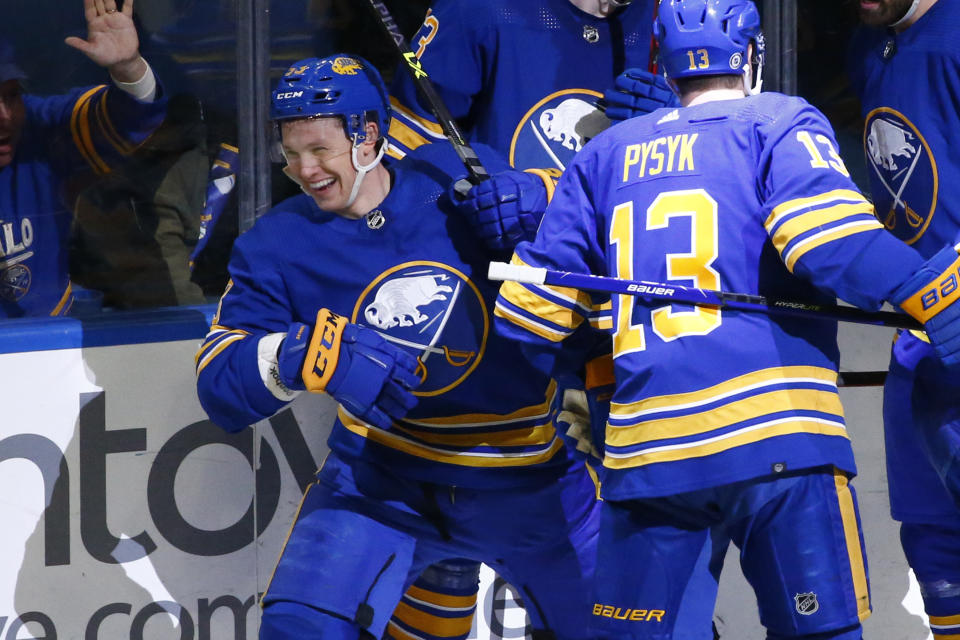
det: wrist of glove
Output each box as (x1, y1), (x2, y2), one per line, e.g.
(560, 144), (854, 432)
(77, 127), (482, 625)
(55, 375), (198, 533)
(277, 309), (421, 427)
(890, 244), (960, 368)
(603, 68), (679, 124)
(449, 169), (549, 252)
(556, 353), (614, 462)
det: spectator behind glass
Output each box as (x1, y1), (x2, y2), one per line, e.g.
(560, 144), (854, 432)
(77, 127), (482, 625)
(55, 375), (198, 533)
(69, 95), (239, 310)
(0, 0), (166, 318)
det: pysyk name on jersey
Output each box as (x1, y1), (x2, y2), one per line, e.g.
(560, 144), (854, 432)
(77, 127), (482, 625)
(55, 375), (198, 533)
(622, 133), (699, 182)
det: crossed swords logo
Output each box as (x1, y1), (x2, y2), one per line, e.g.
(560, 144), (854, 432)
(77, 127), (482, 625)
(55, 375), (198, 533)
(373, 280), (476, 384)
(868, 118), (925, 231)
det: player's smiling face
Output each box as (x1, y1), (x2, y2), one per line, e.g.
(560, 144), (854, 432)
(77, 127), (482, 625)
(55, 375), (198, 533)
(280, 116), (363, 215)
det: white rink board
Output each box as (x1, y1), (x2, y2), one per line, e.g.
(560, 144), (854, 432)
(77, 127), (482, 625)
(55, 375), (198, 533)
(0, 311), (934, 639)
(0, 330), (528, 639)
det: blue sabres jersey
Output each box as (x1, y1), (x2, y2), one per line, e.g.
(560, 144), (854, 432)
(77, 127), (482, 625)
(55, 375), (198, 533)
(0, 86), (167, 317)
(496, 93), (925, 500)
(847, 0), (960, 258)
(195, 144), (575, 489)
(387, 0), (657, 171)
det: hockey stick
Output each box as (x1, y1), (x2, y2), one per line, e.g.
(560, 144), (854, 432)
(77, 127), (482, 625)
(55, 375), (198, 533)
(837, 371), (887, 387)
(488, 261), (922, 330)
(363, 0), (489, 188)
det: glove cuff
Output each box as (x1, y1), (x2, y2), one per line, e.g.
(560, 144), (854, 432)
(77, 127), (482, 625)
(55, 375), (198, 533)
(892, 245), (960, 323)
(259, 332), (304, 399)
(302, 308), (349, 392)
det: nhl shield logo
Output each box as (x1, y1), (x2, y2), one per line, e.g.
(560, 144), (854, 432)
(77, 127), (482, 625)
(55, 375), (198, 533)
(795, 592), (819, 616)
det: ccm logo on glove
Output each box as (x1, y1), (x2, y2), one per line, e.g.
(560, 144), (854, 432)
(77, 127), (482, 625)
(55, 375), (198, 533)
(305, 309), (348, 390)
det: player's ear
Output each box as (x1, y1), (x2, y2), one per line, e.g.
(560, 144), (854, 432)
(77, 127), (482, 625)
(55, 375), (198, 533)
(357, 121), (381, 160)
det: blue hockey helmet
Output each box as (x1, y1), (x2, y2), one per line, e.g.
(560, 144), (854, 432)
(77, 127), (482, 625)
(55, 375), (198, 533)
(654, 0), (764, 93)
(270, 54), (391, 143)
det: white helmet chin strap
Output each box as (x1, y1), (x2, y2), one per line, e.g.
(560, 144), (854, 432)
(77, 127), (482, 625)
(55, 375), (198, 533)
(742, 58), (763, 96)
(344, 134), (388, 209)
(890, 0), (921, 27)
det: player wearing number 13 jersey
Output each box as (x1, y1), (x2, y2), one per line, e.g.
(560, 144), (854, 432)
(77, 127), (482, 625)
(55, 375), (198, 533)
(495, 1), (960, 638)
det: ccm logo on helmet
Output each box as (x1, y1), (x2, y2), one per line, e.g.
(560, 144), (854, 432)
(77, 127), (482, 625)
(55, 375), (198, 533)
(277, 91), (304, 99)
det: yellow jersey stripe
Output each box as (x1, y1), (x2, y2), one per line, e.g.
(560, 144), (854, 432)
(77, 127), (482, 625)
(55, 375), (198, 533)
(393, 422), (558, 448)
(494, 302), (570, 342)
(388, 117), (431, 153)
(498, 280), (586, 331)
(611, 365), (837, 417)
(340, 408), (565, 467)
(769, 202), (876, 254)
(70, 86), (111, 175)
(96, 94), (135, 155)
(603, 418), (849, 468)
(50, 283), (73, 316)
(194, 327), (248, 363)
(607, 387), (845, 445)
(195, 332), (248, 374)
(764, 189), (867, 229)
(783, 220), (884, 272)
(389, 96), (446, 138)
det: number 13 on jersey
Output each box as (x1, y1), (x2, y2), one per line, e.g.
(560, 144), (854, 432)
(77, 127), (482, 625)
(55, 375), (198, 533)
(610, 189), (722, 358)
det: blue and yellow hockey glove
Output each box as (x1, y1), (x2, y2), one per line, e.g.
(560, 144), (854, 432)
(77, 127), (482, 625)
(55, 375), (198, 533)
(890, 244), (960, 369)
(278, 309), (420, 428)
(449, 169), (551, 252)
(603, 68), (680, 123)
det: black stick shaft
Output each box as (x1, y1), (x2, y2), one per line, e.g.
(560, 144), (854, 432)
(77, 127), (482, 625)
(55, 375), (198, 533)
(364, 0), (489, 185)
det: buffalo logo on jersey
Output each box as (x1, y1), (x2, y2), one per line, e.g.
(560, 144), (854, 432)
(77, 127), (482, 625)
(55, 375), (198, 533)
(0, 264), (30, 302)
(509, 89), (608, 171)
(863, 108), (937, 245)
(354, 262), (487, 396)
(331, 57), (362, 76)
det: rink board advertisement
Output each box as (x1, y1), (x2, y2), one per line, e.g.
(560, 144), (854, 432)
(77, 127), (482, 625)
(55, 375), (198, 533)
(0, 309), (530, 639)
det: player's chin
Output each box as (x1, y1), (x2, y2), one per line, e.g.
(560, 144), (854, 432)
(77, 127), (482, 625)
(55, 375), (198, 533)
(857, 1), (891, 26)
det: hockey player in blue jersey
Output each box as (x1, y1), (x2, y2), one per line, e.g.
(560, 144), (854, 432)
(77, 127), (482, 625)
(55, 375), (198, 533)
(0, 0), (166, 317)
(385, 2), (676, 636)
(388, 0), (676, 255)
(494, 0), (960, 638)
(848, 0), (960, 636)
(194, 55), (601, 640)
